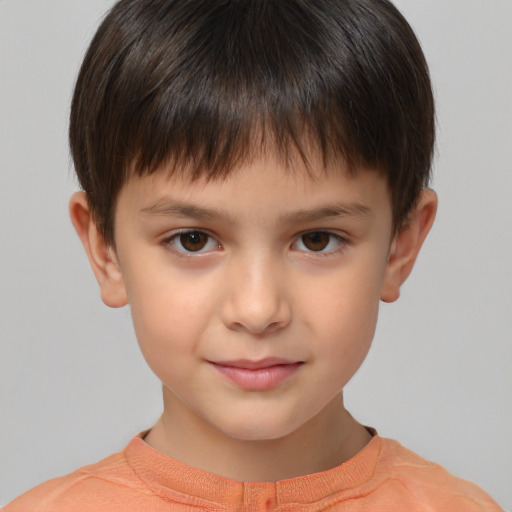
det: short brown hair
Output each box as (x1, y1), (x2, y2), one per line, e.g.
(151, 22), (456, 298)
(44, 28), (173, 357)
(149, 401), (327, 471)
(70, 0), (435, 245)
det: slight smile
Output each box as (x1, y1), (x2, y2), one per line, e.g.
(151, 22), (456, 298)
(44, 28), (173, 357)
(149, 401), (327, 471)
(209, 358), (304, 391)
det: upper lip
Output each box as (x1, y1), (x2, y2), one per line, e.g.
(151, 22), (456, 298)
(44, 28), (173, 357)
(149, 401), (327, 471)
(211, 358), (301, 370)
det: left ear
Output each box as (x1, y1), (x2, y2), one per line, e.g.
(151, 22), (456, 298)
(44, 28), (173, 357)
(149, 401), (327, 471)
(380, 189), (437, 303)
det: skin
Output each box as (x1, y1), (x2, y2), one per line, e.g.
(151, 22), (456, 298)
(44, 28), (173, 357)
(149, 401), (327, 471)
(70, 153), (436, 482)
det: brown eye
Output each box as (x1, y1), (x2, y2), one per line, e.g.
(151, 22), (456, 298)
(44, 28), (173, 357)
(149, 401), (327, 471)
(166, 230), (220, 255)
(301, 232), (331, 251)
(179, 231), (209, 252)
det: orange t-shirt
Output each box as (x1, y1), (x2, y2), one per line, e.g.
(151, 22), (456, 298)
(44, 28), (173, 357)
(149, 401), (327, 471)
(4, 432), (502, 511)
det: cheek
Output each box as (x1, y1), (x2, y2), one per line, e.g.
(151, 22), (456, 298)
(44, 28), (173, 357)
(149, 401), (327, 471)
(125, 269), (217, 374)
(302, 262), (383, 380)
(305, 259), (382, 327)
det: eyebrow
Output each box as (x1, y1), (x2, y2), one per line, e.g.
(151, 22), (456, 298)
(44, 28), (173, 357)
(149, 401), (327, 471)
(140, 200), (234, 222)
(281, 203), (373, 223)
(140, 200), (373, 223)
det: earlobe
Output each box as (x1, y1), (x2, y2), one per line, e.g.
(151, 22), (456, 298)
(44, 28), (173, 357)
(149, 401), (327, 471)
(380, 189), (437, 303)
(69, 191), (128, 308)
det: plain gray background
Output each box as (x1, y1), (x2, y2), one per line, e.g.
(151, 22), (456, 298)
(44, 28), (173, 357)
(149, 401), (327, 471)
(1, 1), (511, 509)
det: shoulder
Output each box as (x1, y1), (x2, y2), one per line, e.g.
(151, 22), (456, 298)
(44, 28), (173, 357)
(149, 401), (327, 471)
(3, 447), (159, 512)
(372, 437), (503, 511)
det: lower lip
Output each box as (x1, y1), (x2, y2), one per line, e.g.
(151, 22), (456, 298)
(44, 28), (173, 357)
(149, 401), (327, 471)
(212, 363), (302, 391)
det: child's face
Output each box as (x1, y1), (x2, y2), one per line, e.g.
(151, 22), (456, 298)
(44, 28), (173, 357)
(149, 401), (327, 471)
(110, 155), (395, 442)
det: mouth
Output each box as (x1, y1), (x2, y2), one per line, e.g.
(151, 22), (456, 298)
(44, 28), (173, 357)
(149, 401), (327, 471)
(209, 358), (304, 391)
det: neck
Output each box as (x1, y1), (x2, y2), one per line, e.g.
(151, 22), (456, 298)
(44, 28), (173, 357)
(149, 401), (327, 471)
(144, 390), (372, 482)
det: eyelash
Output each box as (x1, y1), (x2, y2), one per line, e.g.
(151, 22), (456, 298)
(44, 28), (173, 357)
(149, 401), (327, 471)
(161, 229), (349, 256)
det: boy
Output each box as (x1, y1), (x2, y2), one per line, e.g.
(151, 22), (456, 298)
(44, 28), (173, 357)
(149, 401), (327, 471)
(4, 0), (503, 510)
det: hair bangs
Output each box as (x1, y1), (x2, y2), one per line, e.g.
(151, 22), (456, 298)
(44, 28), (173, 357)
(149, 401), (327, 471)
(119, 1), (363, 182)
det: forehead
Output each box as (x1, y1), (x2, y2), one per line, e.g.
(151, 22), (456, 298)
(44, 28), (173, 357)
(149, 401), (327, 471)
(116, 154), (391, 227)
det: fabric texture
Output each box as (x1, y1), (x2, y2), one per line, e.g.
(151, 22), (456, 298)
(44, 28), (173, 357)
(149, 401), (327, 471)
(4, 431), (502, 511)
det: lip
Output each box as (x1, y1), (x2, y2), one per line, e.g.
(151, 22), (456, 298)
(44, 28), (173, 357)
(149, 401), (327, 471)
(210, 358), (303, 391)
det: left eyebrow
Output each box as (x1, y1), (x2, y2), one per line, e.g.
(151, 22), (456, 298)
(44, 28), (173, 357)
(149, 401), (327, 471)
(281, 202), (373, 224)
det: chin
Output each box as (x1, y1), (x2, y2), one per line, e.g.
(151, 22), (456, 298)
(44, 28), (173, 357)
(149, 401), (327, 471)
(215, 415), (301, 443)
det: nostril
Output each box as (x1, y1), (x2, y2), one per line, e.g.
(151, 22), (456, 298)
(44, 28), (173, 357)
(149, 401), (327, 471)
(229, 320), (279, 335)
(266, 321), (283, 333)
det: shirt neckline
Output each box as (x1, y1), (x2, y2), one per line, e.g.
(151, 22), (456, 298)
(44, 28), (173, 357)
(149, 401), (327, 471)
(124, 429), (382, 507)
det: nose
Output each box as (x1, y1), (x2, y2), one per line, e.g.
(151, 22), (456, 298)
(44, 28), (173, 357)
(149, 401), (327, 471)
(221, 253), (291, 335)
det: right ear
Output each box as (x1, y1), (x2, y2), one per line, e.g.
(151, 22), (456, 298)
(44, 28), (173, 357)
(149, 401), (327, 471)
(69, 192), (128, 308)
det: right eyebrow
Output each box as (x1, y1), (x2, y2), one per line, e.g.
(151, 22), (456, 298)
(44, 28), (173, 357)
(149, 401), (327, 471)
(140, 200), (235, 224)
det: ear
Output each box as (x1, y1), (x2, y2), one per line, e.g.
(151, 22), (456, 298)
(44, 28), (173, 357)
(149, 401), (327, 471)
(69, 191), (128, 308)
(380, 189), (437, 303)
